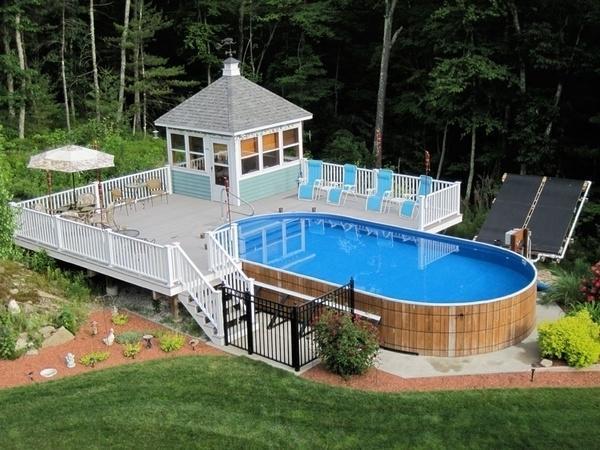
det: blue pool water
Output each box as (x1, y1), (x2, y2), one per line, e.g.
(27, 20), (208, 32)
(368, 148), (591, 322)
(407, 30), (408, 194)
(235, 213), (536, 304)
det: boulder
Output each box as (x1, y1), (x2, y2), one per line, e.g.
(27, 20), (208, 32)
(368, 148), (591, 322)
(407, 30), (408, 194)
(42, 326), (74, 348)
(7, 299), (20, 314)
(26, 348), (39, 356)
(540, 358), (553, 368)
(36, 290), (62, 301)
(9, 288), (19, 295)
(39, 325), (57, 339)
(15, 333), (29, 352)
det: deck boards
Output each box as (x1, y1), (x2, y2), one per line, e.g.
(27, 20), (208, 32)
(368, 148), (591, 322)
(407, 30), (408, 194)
(116, 190), (462, 272)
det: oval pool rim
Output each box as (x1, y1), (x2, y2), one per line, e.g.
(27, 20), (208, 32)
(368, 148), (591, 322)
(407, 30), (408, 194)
(227, 211), (538, 307)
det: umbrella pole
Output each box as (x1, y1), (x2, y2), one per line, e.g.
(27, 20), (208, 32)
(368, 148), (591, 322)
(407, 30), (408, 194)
(72, 173), (77, 206)
(47, 170), (53, 213)
(97, 169), (104, 209)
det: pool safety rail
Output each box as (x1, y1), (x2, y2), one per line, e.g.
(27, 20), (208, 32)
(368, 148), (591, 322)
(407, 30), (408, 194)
(221, 279), (355, 371)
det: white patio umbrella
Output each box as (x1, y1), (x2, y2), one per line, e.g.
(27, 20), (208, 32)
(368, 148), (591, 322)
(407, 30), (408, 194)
(27, 145), (115, 209)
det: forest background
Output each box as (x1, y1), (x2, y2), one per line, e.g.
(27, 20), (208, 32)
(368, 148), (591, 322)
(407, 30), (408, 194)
(0, 0), (598, 263)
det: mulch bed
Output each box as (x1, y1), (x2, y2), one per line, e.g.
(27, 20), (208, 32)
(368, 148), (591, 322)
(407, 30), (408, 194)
(301, 364), (600, 392)
(3, 308), (600, 392)
(0, 309), (224, 389)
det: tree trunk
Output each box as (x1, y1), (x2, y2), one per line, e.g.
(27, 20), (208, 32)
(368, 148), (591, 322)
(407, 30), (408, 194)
(2, 23), (14, 119)
(90, 0), (100, 120)
(508, 1), (527, 174)
(60, 1), (71, 131)
(131, 0), (141, 134)
(117, 0), (131, 122)
(205, 14), (211, 84)
(373, 0), (402, 168)
(436, 122), (448, 179)
(465, 123), (476, 203)
(141, 43), (147, 135)
(14, 13), (25, 139)
(333, 47), (340, 117)
(238, 0), (245, 62)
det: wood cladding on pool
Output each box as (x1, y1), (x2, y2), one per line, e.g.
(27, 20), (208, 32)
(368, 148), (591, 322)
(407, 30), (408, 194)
(243, 262), (537, 357)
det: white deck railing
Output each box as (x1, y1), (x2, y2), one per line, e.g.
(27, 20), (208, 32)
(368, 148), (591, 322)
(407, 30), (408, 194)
(207, 223), (254, 294)
(301, 159), (461, 230)
(12, 205), (175, 285)
(172, 243), (222, 333)
(17, 166), (171, 212)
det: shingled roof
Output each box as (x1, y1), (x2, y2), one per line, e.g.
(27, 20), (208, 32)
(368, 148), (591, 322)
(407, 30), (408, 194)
(155, 58), (312, 135)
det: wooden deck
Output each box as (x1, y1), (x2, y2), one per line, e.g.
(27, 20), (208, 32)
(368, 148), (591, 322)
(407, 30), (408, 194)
(115, 190), (462, 272)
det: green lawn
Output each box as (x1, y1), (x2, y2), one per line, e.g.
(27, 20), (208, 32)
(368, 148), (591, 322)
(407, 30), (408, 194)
(1, 356), (598, 449)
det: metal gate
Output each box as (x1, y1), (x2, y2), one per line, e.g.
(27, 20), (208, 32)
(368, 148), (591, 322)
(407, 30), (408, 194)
(221, 280), (354, 371)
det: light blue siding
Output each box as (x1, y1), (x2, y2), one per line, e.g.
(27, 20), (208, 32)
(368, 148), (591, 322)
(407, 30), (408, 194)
(171, 168), (210, 199)
(239, 164), (299, 202)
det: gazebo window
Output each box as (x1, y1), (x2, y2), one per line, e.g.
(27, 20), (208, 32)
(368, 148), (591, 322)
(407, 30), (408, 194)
(170, 133), (186, 167)
(241, 137), (259, 174)
(188, 136), (205, 171)
(282, 128), (299, 162)
(262, 132), (280, 168)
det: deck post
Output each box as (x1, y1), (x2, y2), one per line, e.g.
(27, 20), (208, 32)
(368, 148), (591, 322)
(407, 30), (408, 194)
(418, 195), (426, 230)
(105, 229), (114, 266)
(231, 223), (239, 260)
(165, 165), (173, 194)
(165, 244), (177, 287)
(169, 295), (180, 322)
(54, 216), (63, 250)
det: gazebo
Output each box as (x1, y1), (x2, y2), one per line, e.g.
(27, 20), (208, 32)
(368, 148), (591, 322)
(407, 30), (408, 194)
(155, 57), (313, 204)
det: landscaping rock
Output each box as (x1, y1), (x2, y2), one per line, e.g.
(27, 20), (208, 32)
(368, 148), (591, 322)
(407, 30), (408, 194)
(36, 290), (62, 301)
(9, 288), (19, 295)
(15, 333), (29, 352)
(40, 326), (57, 339)
(42, 326), (74, 348)
(25, 348), (39, 356)
(7, 299), (20, 314)
(540, 358), (553, 368)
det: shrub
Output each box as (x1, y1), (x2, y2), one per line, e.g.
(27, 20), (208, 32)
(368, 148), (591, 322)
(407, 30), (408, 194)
(115, 331), (143, 345)
(111, 313), (129, 325)
(0, 324), (18, 360)
(543, 259), (590, 307)
(538, 310), (600, 368)
(159, 333), (185, 352)
(79, 351), (110, 367)
(570, 302), (600, 324)
(580, 261), (600, 303)
(24, 250), (56, 273)
(122, 342), (141, 359)
(55, 307), (78, 334)
(314, 310), (379, 378)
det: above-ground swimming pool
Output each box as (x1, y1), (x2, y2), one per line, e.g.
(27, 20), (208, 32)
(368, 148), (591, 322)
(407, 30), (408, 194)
(235, 212), (537, 356)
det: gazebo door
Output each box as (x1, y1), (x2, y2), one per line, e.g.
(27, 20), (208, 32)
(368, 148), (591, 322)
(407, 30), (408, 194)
(209, 140), (230, 201)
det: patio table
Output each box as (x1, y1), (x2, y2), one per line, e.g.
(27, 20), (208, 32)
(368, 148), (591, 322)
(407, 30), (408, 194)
(115, 228), (140, 238)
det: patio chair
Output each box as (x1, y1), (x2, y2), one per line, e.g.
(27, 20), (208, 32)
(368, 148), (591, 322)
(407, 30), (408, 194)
(110, 187), (136, 215)
(416, 175), (433, 197)
(297, 160), (324, 201)
(399, 199), (417, 219)
(365, 169), (394, 213)
(391, 174), (433, 215)
(326, 164), (357, 206)
(146, 178), (168, 205)
(88, 203), (119, 230)
(76, 193), (96, 209)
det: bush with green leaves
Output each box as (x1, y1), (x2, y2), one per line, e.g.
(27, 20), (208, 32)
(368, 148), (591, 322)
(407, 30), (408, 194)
(122, 342), (141, 359)
(542, 259), (590, 308)
(111, 313), (129, 325)
(0, 323), (18, 360)
(55, 307), (78, 334)
(159, 333), (185, 352)
(115, 331), (143, 345)
(314, 310), (379, 377)
(569, 302), (600, 325)
(79, 351), (110, 367)
(23, 250), (56, 274)
(538, 310), (600, 368)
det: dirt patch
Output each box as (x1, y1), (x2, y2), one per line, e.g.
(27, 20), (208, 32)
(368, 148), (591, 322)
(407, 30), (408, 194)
(301, 364), (600, 392)
(0, 308), (224, 389)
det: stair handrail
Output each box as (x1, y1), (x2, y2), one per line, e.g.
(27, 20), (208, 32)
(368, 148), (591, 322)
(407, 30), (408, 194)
(171, 243), (222, 332)
(207, 226), (253, 294)
(220, 187), (255, 223)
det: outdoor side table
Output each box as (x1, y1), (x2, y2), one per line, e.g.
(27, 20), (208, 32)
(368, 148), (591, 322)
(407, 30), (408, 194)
(142, 334), (153, 349)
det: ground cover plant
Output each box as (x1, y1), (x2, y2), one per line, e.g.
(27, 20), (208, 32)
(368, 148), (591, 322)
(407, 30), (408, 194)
(79, 351), (110, 367)
(0, 357), (599, 449)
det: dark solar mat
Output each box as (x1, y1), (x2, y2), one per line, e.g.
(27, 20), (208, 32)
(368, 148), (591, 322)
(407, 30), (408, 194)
(528, 178), (585, 255)
(476, 174), (543, 245)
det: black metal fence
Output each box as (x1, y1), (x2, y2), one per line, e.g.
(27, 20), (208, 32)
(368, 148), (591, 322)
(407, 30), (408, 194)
(221, 279), (354, 371)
